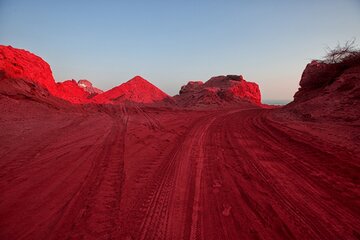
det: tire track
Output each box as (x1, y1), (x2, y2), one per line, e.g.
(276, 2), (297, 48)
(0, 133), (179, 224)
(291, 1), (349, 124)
(198, 108), (360, 239)
(43, 118), (126, 240)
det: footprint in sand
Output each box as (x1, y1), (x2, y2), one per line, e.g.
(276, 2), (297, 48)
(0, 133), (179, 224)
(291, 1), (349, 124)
(212, 179), (222, 193)
(222, 203), (232, 217)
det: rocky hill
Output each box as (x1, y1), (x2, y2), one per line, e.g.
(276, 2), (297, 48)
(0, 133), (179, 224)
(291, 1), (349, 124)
(93, 76), (170, 104)
(174, 75), (261, 107)
(1, 45), (264, 107)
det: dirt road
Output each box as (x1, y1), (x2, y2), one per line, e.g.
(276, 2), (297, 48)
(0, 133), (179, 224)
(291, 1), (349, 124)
(118, 108), (359, 240)
(0, 105), (359, 239)
(0, 104), (127, 239)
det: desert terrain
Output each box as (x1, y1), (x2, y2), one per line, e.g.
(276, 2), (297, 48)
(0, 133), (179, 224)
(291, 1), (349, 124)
(0, 45), (359, 239)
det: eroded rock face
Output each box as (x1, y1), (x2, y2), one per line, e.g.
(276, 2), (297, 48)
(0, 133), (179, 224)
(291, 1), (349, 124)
(176, 74), (261, 106)
(0, 45), (101, 104)
(179, 81), (203, 95)
(288, 56), (360, 122)
(203, 75), (244, 87)
(298, 60), (340, 90)
(225, 75), (244, 81)
(56, 80), (91, 103)
(300, 61), (330, 89)
(0, 45), (57, 93)
(78, 79), (103, 95)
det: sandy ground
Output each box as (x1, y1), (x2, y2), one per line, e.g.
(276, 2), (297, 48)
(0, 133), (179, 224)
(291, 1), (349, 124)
(0, 98), (359, 240)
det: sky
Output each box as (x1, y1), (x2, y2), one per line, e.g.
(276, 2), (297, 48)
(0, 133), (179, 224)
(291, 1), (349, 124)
(0, 0), (359, 101)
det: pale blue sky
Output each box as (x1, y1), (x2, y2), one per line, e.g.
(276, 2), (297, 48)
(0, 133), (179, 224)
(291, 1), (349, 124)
(1, 0), (359, 100)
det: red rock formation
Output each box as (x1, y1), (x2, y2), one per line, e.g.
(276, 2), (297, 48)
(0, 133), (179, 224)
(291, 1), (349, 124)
(1, 46), (260, 107)
(78, 79), (103, 96)
(0, 45), (100, 104)
(298, 60), (339, 90)
(287, 55), (360, 122)
(0, 45), (58, 93)
(93, 76), (170, 104)
(179, 81), (204, 94)
(56, 80), (91, 103)
(175, 75), (261, 107)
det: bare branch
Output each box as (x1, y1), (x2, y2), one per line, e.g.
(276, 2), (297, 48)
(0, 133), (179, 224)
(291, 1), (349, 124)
(322, 38), (359, 64)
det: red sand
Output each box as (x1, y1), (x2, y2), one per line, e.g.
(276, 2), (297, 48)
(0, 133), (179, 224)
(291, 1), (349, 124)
(1, 45), (359, 239)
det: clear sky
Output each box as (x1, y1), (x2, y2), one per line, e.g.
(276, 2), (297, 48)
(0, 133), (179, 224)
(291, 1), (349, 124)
(0, 0), (359, 100)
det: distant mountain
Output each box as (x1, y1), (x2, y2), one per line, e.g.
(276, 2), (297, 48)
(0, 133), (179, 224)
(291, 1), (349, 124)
(77, 79), (103, 96)
(93, 76), (170, 104)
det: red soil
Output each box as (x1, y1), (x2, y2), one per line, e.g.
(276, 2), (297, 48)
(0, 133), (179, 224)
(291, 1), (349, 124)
(0, 46), (359, 239)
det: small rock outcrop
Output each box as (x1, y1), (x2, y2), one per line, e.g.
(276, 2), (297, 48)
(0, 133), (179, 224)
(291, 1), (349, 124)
(288, 54), (360, 122)
(56, 80), (91, 103)
(78, 79), (103, 96)
(175, 75), (261, 107)
(179, 81), (204, 95)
